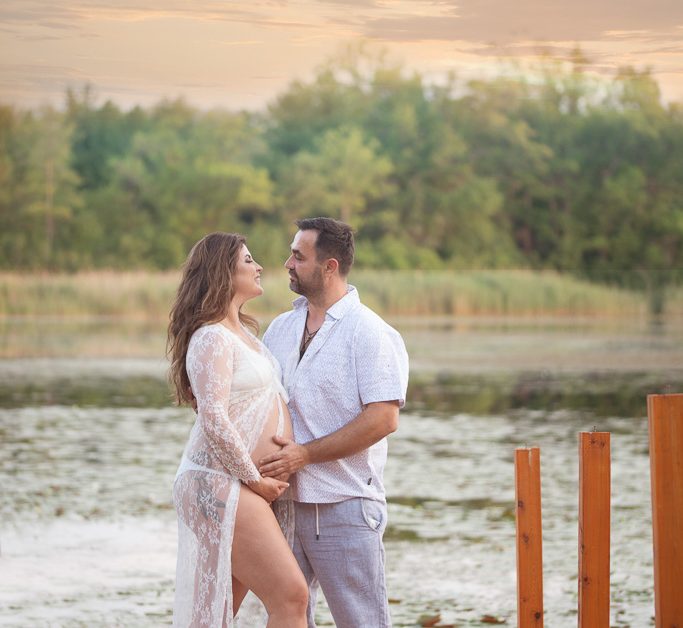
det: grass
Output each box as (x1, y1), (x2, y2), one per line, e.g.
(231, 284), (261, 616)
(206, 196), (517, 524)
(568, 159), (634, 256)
(349, 270), (653, 318)
(0, 271), (181, 319)
(1, 269), (672, 321)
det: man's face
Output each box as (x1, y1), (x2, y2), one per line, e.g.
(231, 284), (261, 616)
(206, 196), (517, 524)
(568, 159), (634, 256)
(285, 229), (325, 297)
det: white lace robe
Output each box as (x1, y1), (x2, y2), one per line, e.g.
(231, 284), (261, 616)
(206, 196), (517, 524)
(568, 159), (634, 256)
(172, 323), (292, 627)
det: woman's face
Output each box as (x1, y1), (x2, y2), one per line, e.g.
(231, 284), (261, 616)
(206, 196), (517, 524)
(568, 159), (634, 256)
(232, 244), (263, 303)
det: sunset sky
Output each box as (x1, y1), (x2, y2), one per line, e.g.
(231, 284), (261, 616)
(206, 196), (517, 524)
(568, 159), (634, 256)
(2, 0), (683, 111)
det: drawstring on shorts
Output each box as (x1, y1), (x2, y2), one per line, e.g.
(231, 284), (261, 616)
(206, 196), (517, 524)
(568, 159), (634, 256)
(315, 503), (320, 540)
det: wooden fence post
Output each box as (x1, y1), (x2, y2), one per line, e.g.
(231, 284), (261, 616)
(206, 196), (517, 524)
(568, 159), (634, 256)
(647, 393), (683, 627)
(578, 432), (611, 627)
(515, 447), (544, 627)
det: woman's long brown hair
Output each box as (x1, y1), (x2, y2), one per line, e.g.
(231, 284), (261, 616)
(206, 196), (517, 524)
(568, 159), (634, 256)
(167, 232), (258, 405)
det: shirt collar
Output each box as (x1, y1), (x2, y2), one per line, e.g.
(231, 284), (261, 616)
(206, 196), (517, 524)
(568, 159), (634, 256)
(292, 285), (360, 321)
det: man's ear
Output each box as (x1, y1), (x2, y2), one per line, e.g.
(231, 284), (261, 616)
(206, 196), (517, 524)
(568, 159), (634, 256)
(325, 258), (339, 275)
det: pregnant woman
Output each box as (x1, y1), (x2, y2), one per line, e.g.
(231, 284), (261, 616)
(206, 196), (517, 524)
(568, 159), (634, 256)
(167, 232), (307, 627)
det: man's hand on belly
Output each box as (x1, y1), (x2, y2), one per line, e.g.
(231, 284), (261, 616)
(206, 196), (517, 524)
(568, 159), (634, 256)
(258, 435), (311, 477)
(260, 401), (399, 477)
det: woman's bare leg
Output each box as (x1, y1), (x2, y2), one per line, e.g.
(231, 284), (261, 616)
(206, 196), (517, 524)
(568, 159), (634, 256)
(232, 486), (308, 628)
(232, 577), (249, 616)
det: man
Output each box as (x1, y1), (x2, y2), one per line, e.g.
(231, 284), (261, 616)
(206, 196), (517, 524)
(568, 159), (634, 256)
(259, 217), (409, 628)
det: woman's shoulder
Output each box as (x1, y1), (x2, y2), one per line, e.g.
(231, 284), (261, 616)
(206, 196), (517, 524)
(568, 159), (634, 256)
(191, 322), (226, 337)
(189, 323), (233, 350)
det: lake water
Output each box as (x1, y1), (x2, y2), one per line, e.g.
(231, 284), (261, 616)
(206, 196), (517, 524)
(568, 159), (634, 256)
(1, 317), (682, 627)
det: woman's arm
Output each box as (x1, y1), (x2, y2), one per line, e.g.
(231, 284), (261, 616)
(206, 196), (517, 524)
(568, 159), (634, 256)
(188, 328), (261, 482)
(188, 327), (287, 501)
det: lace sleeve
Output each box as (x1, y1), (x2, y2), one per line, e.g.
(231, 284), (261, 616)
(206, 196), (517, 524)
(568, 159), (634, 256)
(187, 326), (261, 483)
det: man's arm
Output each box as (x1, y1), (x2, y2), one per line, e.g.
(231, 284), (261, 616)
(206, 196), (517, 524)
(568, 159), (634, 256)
(258, 400), (399, 477)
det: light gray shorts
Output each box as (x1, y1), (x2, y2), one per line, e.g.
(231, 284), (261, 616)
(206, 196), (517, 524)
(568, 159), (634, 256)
(293, 498), (391, 628)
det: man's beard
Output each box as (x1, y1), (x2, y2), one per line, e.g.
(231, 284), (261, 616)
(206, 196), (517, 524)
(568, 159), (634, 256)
(289, 268), (324, 298)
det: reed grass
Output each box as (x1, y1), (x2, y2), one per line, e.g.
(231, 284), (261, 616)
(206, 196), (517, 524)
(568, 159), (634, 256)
(0, 269), (656, 320)
(351, 270), (649, 318)
(0, 271), (181, 319)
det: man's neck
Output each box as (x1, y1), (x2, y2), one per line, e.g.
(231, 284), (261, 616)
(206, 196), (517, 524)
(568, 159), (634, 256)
(306, 281), (349, 319)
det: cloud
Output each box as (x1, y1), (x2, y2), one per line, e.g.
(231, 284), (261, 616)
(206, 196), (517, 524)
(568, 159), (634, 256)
(0, 0), (316, 30)
(362, 0), (683, 44)
(317, 0), (380, 6)
(0, 62), (89, 101)
(2, 0), (682, 108)
(643, 44), (683, 55)
(217, 40), (264, 47)
(457, 43), (600, 59)
(3, 0), (682, 43)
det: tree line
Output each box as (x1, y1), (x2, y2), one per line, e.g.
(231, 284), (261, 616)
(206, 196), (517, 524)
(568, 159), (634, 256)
(1, 50), (682, 308)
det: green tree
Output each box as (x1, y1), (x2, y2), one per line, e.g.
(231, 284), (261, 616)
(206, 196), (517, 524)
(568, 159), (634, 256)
(94, 107), (274, 268)
(66, 86), (147, 190)
(280, 126), (392, 227)
(0, 106), (81, 268)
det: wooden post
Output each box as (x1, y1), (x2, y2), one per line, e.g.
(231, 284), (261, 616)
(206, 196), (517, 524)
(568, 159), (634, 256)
(515, 447), (544, 627)
(647, 394), (683, 627)
(578, 432), (611, 627)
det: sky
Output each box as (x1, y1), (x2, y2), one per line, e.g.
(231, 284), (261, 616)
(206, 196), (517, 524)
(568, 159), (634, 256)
(2, 0), (683, 111)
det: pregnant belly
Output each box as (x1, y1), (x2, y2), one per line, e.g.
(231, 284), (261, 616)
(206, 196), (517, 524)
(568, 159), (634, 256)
(250, 395), (293, 467)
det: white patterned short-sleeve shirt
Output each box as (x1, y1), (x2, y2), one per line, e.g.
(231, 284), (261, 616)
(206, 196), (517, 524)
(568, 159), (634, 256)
(263, 285), (409, 503)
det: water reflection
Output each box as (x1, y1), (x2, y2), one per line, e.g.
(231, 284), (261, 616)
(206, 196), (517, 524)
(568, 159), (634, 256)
(410, 371), (681, 419)
(1, 366), (678, 420)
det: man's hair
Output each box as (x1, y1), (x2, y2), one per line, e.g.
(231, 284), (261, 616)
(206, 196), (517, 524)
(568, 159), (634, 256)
(295, 217), (355, 276)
